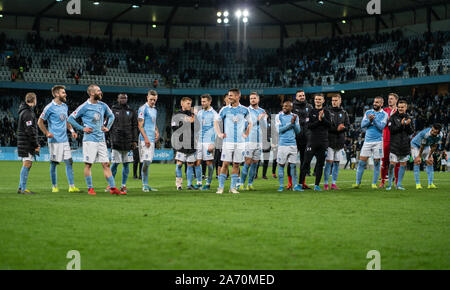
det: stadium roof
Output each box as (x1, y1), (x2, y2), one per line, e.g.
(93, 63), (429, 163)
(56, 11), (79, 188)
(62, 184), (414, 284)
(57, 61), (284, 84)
(1, 0), (448, 27)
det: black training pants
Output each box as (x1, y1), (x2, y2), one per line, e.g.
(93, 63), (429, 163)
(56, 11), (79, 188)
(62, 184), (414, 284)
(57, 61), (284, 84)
(299, 143), (327, 186)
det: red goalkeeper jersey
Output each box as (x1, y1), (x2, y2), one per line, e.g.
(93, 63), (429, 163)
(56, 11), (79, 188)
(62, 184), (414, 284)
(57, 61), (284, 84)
(383, 107), (397, 143)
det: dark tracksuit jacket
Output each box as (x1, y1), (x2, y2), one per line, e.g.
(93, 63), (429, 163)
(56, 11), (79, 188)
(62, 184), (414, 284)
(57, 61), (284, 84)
(109, 104), (138, 152)
(300, 107), (332, 186)
(328, 106), (350, 150)
(388, 111), (414, 157)
(17, 103), (39, 158)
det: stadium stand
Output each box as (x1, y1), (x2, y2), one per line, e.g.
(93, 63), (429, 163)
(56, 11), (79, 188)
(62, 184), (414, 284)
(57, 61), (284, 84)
(1, 30), (449, 89)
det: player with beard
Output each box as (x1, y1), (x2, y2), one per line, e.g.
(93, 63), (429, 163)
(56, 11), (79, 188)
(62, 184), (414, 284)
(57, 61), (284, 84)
(380, 93), (400, 188)
(299, 93), (332, 191)
(386, 100), (414, 190)
(38, 85), (80, 193)
(237, 92), (267, 191)
(292, 90), (313, 190)
(68, 84), (119, 195)
(353, 97), (389, 189)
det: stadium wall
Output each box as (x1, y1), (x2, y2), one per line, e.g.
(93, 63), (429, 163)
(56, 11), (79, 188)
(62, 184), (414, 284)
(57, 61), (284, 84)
(0, 147), (174, 162)
(1, 74), (449, 96)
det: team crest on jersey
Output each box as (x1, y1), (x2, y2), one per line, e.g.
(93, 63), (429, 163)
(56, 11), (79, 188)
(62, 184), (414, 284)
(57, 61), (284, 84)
(60, 113), (66, 121)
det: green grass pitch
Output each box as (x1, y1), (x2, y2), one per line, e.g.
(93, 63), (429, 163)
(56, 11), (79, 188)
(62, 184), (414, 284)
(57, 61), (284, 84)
(0, 160), (448, 270)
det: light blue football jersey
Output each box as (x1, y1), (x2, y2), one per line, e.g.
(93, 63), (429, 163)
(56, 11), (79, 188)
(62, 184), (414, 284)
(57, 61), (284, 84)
(361, 109), (389, 143)
(411, 127), (443, 148)
(40, 100), (69, 143)
(215, 104), (252, 144)
(275, 112), (301, 146)
(197, 107), (218, 144)
(246, 106), (267, 144)
(68, 99), (115, 142)
(138, 102), (157, 143)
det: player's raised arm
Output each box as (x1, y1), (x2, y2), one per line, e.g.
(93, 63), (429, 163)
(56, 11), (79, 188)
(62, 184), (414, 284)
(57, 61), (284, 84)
(373, 112), (388, 131)
(293, 115), (301, 135)
(361, 111), (371, 128)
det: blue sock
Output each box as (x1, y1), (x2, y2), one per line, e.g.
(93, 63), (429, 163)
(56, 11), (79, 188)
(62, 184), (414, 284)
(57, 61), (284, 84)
(19, 166), (30, 190)
(426, 165), (434, 185)
(240, 163), (250, 185)
(290, 163), (297, 187)
(64, 160), (75, 186)
(207, 164), (214, 185)
(248, 163), (258, 185)
(195, 165), (202, 184)
(176, 164), (183, 178)
(231, 174), (239, 189)
(331, 162), (340, 184)
(50, 162), (57, 186)
(413, 164), (420, 184)
(187, 166), (194, 186)
(142, 161), (150, 185)
(122, 163), (129, 187)
(219, 173), (226, 189)
(111, 162), (118, 178)
(323, 162), (332, 185)
(107, 175), (116, 188)
(85, 175), (93, 189)
(388, 164), (395, 187)
(356, 160), (366, 185)
(398, 165), (406, 187)
(372, 160), (381, 185)
(278, 165), (284, 187)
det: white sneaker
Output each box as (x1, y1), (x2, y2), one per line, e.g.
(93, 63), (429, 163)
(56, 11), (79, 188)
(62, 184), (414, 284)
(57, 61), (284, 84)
(216, 188), (224, 194)
(229, 188), (240, 194)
